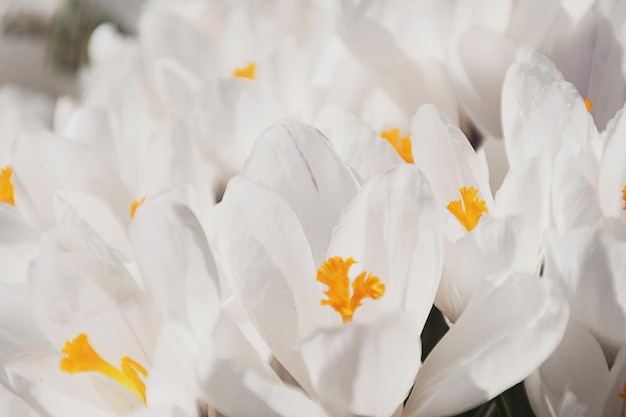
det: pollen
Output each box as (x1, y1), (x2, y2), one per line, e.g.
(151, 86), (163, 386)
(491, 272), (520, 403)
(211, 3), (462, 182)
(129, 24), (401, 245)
(583, 97), (594, 112)
(446, 186), (488, 232)
(622, 186), (626, 210)
(129, 197), (146, 218)
(317, 256), (385, 324)
(60, 334), (148, 403)
(0, 166), (15, 206)
(380, 128), (413, 163)
(232, 62), (256, 80)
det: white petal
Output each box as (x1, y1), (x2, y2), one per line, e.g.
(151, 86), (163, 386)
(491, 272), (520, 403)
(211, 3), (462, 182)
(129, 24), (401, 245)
(544, 228), (626, 347)
(7, 353), (139, 417)
(327, 164), (443, 331)
(599, 104), (626, 219)
(212, 176), (318, 391)
(330, 112), (404, 183)
(449, 27), (516, 137)
(405, 272), (569, 417)
(551, 12), (626, 130)
(551, 150), (601, 232)
(412, 104), (493, 208)
(145, 322), (199, 416)
(54, 190), (131, 258)
(0, 283), (52, 387)
(197, 341), (328, 417)
(300, 313), (421, 417)
(11, 132), (130, 229)
(0, 205), (38, 284)
(438, 215), (541, 321)
(601, 346), (626, 417)
(525, 319), (609, 417)
(244, 119), (359, 266)
(130, 198), (220, 339)
(0, 384), (40, 417)
(29, 228), (158, 365)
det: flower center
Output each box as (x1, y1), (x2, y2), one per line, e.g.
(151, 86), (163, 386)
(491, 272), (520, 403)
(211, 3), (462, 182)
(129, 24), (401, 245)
(446, 186), (488, 232)
(622, 186), (626, 211)
(316, 256), (385, 324)
(60, 333), (148, 403)
(232, 62), (256, 80)
(129, 197), (146, 218)
(380, 128), (413, 163)
(583, 97), (594, 112)
(0, 166), (15, 206)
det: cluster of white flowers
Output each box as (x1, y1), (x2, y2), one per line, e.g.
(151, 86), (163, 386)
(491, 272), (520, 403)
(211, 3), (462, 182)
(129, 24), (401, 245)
(1, 0), (626, 416)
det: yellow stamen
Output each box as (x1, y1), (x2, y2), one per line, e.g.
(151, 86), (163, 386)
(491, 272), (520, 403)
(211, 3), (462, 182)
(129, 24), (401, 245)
(380, 128), (413, 163)
(622, 186), (626, 211)
(60, 334), (147, 403)
(446, 186), (488, 232)
(129, 197), (146, 218)
(316, 256), (385, 324)
(0, 166), (15, 206)
(584, 97), (594, 112)
(619, 382), (626, 403)
(232, 62), (256, 80)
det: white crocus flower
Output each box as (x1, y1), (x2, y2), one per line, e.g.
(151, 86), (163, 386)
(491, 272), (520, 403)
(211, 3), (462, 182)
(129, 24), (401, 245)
(210, 119), (569, 417)
(496, 48), (600, 234)
(1, 196), (223, 417)
(429, 0), (604, 137)
(335, 102), (542, 323)
(526, 227), (626, 417)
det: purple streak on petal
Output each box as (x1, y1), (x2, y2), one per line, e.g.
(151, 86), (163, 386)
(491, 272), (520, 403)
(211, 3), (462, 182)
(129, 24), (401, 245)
(280, 122), (319, 193)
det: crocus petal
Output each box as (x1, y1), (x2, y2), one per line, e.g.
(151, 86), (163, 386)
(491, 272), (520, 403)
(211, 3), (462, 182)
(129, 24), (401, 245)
(212, 175), (319, 392)
(551, 150), (601, 232)
(327, 164), (442, 330)
(145, 322), (199, 416)
(0, 205), (38, 284)
(330, 112), (404, 183)
(551, 12), (626, 131)
(448, 27), (516, 137)
(544, 228), (626, 347)
(244, 119), (359, 266)
(29, 228), (158, 365)
(197, 339), (328, 417)
(0, 283), (52, 387)
(54, 190), (132, 258)
(300, 312), (421, 417)
(11, 132), (130, 229)
(130, 198), (221, 339)
(7, 354), (140, 417)
(601, 346), (626, 417)
(525, 319), (609, 417)
(502, 49), (596, 165)
(438, 215), (541, 322)
(404, 272), (568, 417)
(598, 104), (626, 219)
(412, 104), (493, 208)
(0, 385), (40, 417)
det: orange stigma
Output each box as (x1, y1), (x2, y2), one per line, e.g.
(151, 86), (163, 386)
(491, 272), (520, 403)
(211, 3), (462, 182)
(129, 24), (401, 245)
(60, 334), (148, 403)
(622, 186), (626, 211)
(232, 62), (256, 80)
(130, 197), (146, 218)
(446, 186), (488, 232)
(317, 257), (385, 324)
(380, 128), (413, 163)
(0, 166), (15, 206)
(583, 97), (594, 112)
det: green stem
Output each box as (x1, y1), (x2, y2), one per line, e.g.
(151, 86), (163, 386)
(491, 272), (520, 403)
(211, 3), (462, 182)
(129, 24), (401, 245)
(496, 393), (515, 417)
